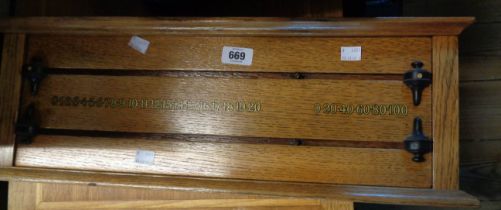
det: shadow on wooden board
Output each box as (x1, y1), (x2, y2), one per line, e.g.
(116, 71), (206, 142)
(343, 0), (402, 17)
(0, 181), (7, 210)
(357, 202), (501, 210)
(12, 0), (342, 17)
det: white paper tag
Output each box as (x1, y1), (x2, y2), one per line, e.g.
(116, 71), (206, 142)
(221, 46), (253, 66)
(135, 149), (155, 165)
(128, 36), (150, 54)
(341, 46), (362, 61)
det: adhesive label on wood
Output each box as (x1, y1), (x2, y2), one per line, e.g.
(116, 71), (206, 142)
(341, 46), (362, 61)
(135, 149), (155, 165)
(128, 36), (150, 54)
(221, 46), (254, 66)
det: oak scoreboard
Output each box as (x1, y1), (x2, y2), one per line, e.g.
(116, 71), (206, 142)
(0, 17), (478, 208)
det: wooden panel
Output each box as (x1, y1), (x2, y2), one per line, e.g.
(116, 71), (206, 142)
(8, 181), (39, 210)
(405, 0), (500, 81)
(404, 0), (496, 43)
(455, 7), (501, 82)
(29, 75), (432, 142)
(0, 168), (480, 208)
(27, 35), (431, 74)
(0, 0), (8, 17)
(460, 55), (501, 81)
(432, 36), (460, 190)
(460, 81), (501, 140)
(0, 17), (474, 36)
(9, 182), (326, 210)
(404, 0), (500, 22)
(458, 16), (501, 81)
(0, 34), (25, 166)
(404, 2), (495, 210)
(15, 135), (432, 188)
(460, 23), (501, 57)
(460, 140), (501, 201)
(320, 200), (354, 210)
(39, 182), (278, 201)
(36, 200), (321, 209)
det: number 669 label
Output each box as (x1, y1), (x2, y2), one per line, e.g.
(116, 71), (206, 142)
(221, 46), (254, 66)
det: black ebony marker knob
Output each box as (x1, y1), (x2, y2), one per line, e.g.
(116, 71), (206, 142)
(24, 59), (47, 96)
(15, 103), (40, 144)
(404, 117), (433, 162)
(403, 61), (432, 106)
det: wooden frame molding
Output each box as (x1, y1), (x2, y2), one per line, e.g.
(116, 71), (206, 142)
(35, 199), (321, 209)
(432, 36), (460, 190)
(0, 167), (480, 208)
(0, 17), (474, 36)
(9, 181), (354, 210)
(0, 34), (25, 166)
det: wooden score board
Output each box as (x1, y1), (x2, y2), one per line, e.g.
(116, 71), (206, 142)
(0, 17), (479, 207)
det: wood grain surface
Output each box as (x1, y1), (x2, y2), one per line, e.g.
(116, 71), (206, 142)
(27, 75), (432, 142)
(432, 36), (460, 190)
(8, 182), (39, 210)
(36, 200), (321, 210)
(460, 23), (501, 77)
(460, 140), (501, 201)
(0, 167), (480, 208)
(0, 34), (25, 166)
(404, 3), (497, 207)
(8, 181), (354, 210)
(405, 0), (497, 81)
(27, 35), (432, 74)
(460, 81), (501, 140)
(0, 17), (474, 36)
(320, 200), (354, 210)
(15, 135), (432, 187)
